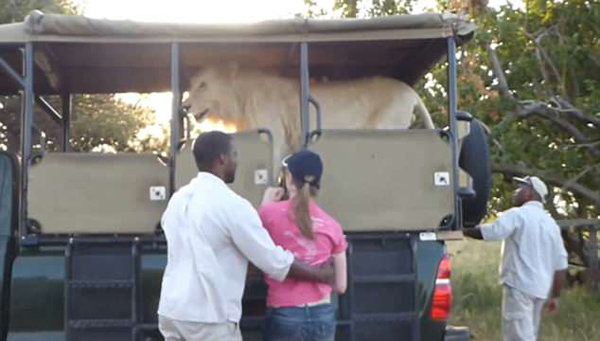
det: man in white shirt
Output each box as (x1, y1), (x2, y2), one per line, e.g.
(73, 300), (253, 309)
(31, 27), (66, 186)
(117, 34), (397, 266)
(158, 131), (334, 341)
(464, 176), (568, 341)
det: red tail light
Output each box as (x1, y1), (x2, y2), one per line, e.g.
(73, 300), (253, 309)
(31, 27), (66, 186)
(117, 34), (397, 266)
(431, 255), (452, 321)
(437, 256), (451, 279)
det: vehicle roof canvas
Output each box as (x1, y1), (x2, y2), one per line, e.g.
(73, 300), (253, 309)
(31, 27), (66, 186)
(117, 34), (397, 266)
(20, 10), (475, 41)
(0, 11), (475, 95)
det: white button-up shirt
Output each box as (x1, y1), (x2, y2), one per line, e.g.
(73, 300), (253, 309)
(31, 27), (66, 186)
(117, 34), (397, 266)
(158, 172), (294, 323)
(481, 201), (568, 299)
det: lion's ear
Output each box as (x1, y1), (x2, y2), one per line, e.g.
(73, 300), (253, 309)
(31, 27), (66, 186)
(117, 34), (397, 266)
(227, 61), (240, 79)
(189, 68), (205, 89)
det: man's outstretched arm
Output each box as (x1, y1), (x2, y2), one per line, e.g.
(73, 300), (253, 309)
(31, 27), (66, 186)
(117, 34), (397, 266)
(229, 201), (333, 285)
(464, 211), (520, 241)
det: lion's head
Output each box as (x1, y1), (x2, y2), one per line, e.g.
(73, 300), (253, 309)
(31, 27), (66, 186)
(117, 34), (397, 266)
(184, 63), (244, 125)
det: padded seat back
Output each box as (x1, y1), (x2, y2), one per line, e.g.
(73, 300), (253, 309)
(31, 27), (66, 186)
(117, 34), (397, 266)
(310, 130), (455, 231)
(29, 153), (168, 234)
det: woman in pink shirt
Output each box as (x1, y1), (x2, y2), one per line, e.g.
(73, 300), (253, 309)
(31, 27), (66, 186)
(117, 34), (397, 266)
(259, 150), (348, 341)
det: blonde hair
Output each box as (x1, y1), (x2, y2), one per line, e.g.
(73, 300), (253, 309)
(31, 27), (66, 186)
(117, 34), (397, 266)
(291, 176), (319, 240)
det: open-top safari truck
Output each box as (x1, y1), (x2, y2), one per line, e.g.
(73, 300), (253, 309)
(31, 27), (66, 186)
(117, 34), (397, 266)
(0, 10), (488, 341)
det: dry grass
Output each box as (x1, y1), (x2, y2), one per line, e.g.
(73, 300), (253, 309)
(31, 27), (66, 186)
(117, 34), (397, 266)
(447, 239), (600, 341)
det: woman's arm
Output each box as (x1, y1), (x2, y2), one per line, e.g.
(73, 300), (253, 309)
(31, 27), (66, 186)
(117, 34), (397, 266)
(332, 252), (347, 294)
(261, 187), (285, 207)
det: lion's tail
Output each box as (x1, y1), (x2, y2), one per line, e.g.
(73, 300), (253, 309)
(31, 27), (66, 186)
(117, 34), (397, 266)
(414, 95), (435, 129)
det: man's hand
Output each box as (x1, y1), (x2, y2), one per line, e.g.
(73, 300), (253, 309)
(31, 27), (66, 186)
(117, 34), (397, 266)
(545, 297), (559, 315)
(261, 187), (285, 206)
(319, 257), (335, 286)
(463, 227), (484, 240)
(287, 257), (336, 285)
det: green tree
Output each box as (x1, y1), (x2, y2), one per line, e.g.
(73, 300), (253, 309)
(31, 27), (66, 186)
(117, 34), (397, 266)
(0, 0), (77, 23)
(1, 94), (157, 153)
(0, 0), (158, 153)
(438, 0), (599, 220)
(300, 1), (600, 297)
(302, 0), (600, 221)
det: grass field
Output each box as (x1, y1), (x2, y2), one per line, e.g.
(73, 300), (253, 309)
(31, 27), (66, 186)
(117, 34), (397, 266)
(448, 239), (600, 341)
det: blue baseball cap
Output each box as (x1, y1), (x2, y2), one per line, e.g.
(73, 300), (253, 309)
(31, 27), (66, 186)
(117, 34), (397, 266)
(282, 150), (323, 189)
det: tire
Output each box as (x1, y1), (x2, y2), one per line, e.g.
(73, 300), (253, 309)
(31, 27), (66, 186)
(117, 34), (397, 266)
(459, 119), (491, 227)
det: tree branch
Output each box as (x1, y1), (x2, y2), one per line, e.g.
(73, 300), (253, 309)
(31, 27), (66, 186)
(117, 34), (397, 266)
(513, 100), (599, 156)
(551, 96), (600, 129)
(562, 164), (600, 193)
(571, 141), (600, 149)
(486, 44), (514, 100)
(488, 31), (598, 144)
(524, 29), (566, 99)
(492, 163), (600, 207)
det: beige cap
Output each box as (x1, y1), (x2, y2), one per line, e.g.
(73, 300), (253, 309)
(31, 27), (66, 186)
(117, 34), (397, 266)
(514, 176), (548, 203)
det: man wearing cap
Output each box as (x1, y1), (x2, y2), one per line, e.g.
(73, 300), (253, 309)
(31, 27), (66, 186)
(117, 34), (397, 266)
(464, 176), (568, 341)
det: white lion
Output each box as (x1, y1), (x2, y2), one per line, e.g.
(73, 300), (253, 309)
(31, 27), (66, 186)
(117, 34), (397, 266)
(184, 64), (434, 165)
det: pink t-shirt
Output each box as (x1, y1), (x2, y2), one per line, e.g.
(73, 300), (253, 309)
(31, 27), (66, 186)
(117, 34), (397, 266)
(259, 200), (348, 307)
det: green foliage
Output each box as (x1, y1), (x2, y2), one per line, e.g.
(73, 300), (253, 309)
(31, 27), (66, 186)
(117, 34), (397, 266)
(368, 0), (412, 16)
(68, 95), (156, 152)
(0, 0), (160, 153)
(321, 0), (599, 218)
(0, 94), (156, 153)
(333, 0), (360, 17)
(302, 0), (416, 18)
(463, 1), (599, 218)
(0, 0), (77, 23)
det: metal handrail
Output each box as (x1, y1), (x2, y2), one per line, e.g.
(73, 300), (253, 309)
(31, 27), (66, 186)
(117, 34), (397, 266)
(308, 95), (322, 135)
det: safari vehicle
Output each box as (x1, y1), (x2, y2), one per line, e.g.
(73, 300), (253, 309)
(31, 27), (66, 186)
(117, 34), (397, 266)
(0, 10), (489, 341)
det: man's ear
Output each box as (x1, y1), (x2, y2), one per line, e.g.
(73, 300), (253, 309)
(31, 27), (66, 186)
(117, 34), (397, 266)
(526, 187), (537, 201)
(216, 153), (227, 166)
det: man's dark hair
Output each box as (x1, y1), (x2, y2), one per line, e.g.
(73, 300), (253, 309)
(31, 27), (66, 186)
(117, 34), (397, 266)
(193, 131), (232, 171)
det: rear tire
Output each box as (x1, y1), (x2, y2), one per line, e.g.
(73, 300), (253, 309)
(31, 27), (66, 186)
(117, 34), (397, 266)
(459, 119), (491, 227)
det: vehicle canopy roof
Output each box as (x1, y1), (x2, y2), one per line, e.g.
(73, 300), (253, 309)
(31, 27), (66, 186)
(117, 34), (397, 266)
(0, 10), (475, 95)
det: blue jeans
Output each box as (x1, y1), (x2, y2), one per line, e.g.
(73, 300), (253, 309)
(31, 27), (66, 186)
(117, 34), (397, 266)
(264, 304), (336, 341)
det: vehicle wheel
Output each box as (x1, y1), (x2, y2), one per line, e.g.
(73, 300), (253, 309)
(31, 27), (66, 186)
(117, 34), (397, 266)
(459, 119), (491, 227)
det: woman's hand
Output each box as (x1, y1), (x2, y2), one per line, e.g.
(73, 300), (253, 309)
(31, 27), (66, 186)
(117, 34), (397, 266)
(261, 186), (285, 206)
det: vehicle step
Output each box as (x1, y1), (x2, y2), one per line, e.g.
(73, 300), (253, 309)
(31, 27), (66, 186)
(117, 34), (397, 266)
(68, 319), (133, 329)
(351, 312), (417, 322)
(336, 320), (352, 327)
(352, 274), (415, 283)
(133, 323), (159, 331)
(68, 280), (134, 289)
